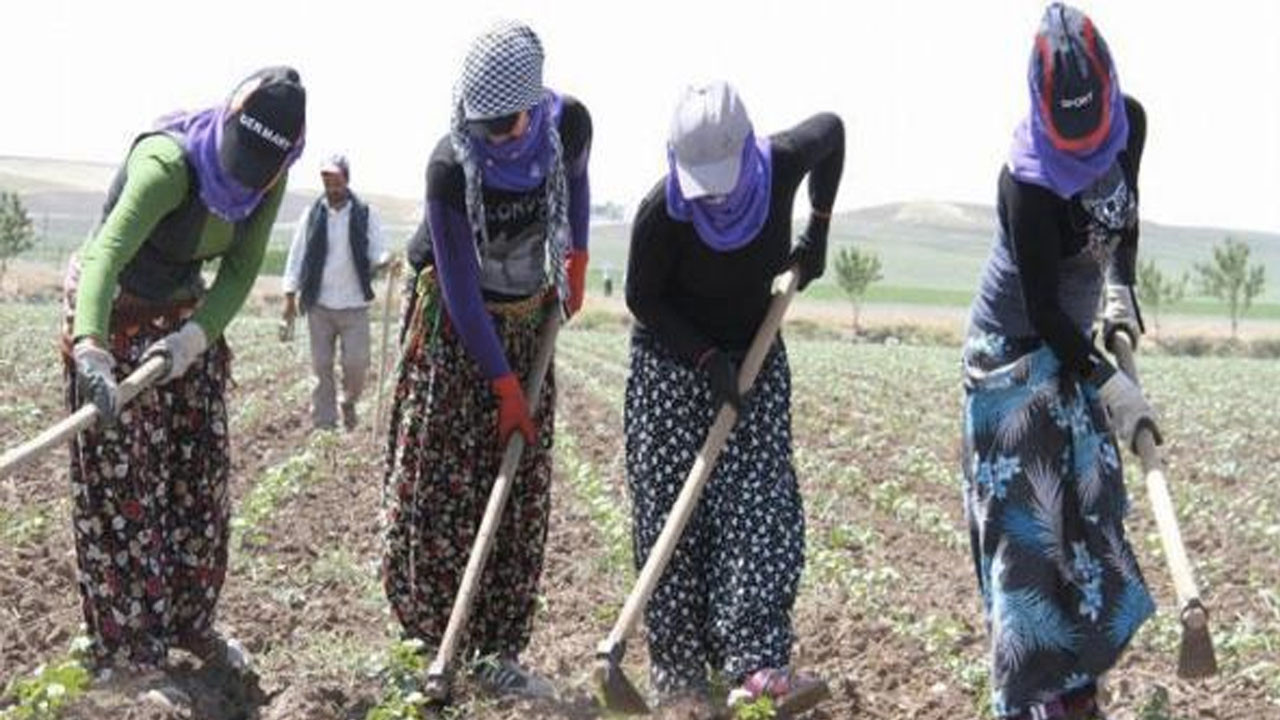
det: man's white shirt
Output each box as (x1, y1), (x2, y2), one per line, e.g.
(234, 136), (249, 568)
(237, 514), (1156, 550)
(282, 198), (390, 309)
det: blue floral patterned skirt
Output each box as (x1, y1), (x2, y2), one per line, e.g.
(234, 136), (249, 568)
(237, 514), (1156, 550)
(961, 332), (1154, 718)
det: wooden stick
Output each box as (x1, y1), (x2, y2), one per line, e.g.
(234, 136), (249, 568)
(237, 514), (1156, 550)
(372, 261), (401, 441)
(0, 356), (167, 478)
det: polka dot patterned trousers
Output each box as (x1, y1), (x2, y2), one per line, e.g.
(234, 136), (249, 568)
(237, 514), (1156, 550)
(624, 331), (805, 696)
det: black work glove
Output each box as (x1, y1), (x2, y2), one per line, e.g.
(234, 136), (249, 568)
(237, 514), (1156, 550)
(698, 349), (742, 413)
(789, 214), (830, 291)
(1088, 360), (1163, 452)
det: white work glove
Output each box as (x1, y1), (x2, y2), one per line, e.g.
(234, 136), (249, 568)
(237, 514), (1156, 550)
(73, 340), (119, 424)
(1095, 367), (1162, 452)
(1102, 284), (1144, 350)
(141, 322), (209, 383)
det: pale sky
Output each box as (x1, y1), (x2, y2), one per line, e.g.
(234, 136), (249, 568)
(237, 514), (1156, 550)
(2, 0), (1277, 232)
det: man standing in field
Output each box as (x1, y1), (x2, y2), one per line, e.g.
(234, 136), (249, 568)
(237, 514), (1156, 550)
(282, 154), (392, 431)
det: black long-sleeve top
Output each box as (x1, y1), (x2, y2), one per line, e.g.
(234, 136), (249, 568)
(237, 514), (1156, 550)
(971, 96), (1145, 377)
(626, 113), (845, 364)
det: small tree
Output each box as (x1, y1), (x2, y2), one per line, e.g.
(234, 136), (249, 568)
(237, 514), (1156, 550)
(833, 245), (883, 334)
(0, 191), (37, 288)
(1135, 259), (1188, 336)
(1194, 236), (1266, 338)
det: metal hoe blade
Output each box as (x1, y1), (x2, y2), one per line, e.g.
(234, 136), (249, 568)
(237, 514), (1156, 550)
(423, 669), (451, 704)
(594, 643), (649, 715)
(1177, 601), (1218, 679)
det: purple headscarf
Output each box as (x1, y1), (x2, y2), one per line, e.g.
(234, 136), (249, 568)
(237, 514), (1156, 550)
(156, 107), (304, 222)
(1008, 8), (1128, 199)
(1008, 95), (1127, 200)
(471, 93), (563, 193)
(666, 133), (773, 252)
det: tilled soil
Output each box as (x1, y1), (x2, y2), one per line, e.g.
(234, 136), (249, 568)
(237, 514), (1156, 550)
(3, 314), (1279, 719)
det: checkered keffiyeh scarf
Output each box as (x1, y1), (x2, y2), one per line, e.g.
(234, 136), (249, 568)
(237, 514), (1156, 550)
(451, 20), (570, 308)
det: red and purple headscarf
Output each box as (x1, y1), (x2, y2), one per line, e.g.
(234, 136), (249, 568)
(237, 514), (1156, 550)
(1009, 3), (1128, 199)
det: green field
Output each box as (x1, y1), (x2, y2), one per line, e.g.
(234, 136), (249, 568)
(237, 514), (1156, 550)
(7, 152), (1277, 314)
(581, 212), (1280, 314)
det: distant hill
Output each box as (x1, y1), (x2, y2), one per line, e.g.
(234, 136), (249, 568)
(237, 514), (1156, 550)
(4, 155), (1277, 304)
(581, 205), (1280, 316)
(826, 201), (1280, 303)
(586, 200), (1280, 303)
(0, 155), (424, 263)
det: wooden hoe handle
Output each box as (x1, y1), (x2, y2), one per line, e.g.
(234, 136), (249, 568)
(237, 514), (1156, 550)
(1108, 333), (1203, 610)
(0, 355), (168, 479)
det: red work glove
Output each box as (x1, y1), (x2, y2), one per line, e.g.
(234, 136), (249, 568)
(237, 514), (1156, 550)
(566, 249), (589, 318)
(492, 373), (536, 445)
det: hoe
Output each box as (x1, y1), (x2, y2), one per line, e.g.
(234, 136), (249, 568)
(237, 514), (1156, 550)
(1107, 331), (1218, 679)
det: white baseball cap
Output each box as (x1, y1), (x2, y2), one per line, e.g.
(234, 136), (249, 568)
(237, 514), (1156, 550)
(668, 81), (753, 199)
(319, 153), (349, 177)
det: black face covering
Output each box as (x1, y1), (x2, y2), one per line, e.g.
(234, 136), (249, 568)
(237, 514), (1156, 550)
(468, 112), (522, 139)
(219, 66), (307, 189)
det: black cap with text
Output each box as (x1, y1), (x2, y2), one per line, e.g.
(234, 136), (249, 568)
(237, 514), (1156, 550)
(220, 66), (306, 189)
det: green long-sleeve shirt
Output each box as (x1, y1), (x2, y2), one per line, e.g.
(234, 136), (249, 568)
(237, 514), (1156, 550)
(73, 134), (286, 341)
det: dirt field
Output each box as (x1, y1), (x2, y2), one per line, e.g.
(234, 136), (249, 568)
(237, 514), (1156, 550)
(2, 299), (1278, 719)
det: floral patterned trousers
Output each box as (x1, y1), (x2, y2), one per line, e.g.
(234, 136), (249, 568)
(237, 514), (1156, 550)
(64, 285), (232, 669)
(382, 273), (555, 659)
(624, 331), (805, 696)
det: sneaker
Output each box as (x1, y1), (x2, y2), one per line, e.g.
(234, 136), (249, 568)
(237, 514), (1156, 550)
(341, 401), (358, 431)
(1011, 686), (1101, 720)
(181, 633), (250, 674)
(655, 690), (716, 720)
(471, 657), (556, 699)
(140, 679), (193, 711)
(726, 667), (829, 717)
(1065, 691), (1105, 720)
(90, 661), (155, 689)
(90, 665), (121, 690)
